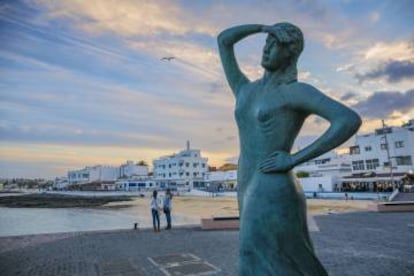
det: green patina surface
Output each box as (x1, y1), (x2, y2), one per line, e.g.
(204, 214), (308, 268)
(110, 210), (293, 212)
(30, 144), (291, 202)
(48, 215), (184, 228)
(218, 22), (361, 275)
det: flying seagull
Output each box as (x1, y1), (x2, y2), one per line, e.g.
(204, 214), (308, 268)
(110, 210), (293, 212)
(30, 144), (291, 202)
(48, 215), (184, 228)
(161, 56), (175, 61)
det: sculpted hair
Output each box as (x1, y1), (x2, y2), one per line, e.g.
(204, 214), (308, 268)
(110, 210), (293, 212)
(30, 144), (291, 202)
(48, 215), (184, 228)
(270, 22), (304, 60)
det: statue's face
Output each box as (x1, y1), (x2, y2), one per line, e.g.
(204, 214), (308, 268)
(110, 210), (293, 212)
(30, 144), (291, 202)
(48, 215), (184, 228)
(261, 35), (290, 71)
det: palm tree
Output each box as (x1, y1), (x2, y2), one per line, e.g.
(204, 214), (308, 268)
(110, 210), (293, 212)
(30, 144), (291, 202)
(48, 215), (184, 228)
(137, 160), (148, 166)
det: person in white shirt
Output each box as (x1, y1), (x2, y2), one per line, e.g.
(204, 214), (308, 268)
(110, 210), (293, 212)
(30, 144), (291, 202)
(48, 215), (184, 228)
(150, 190), (160, 232)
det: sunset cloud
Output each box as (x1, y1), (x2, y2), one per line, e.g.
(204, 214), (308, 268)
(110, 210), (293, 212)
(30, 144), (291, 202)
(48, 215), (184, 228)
(1, 0), (413, 178)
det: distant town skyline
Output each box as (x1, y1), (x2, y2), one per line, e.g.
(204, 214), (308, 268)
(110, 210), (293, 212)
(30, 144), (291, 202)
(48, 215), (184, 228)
(1, 0), (413, 178)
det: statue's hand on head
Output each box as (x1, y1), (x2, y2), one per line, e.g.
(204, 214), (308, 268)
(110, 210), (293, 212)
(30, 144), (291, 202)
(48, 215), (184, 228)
(261, 25), (273, 33)
(259, 151), (294, 173)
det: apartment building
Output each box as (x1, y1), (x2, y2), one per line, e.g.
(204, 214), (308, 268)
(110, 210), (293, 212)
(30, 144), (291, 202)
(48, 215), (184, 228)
(344, 119), (414, 191)
(67, 161), (149, 186)
(68, 165), (119, 185)
(153, 141), (208, 191)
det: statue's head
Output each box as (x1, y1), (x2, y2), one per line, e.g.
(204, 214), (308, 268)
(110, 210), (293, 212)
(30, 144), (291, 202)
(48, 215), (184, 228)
(262, 22), (304, 71)
(269, 22), (304, 60)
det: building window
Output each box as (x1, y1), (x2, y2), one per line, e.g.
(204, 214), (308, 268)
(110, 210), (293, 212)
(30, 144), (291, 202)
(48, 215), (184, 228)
(186, 172), (189, 176)
(380, 144), (388, 150)
(201, 163), (206, 168)
(366, 159), (379, 170)
(395, 156), (412, 166)
(193, 163), (198, 168)
(395, 141), (404, 148)
(364, 146), (372, 152)
(185, 162), (189, 167)
(352, 160), (364, 170)
(350, 146), (360, 155)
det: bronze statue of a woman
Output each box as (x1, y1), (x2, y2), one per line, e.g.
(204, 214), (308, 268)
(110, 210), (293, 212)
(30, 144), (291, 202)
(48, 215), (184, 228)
(218, 23), (361, 275)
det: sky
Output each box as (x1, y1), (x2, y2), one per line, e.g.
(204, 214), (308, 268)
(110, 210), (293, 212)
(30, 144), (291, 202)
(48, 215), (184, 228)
(1, 0), (413, 179)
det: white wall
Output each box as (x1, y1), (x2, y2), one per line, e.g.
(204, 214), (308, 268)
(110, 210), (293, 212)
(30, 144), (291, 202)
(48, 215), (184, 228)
(115, 179), (157, 191)
(119, 161), (148, 178)
(298, 176), (335, 192)
(205, 170), (237, 182)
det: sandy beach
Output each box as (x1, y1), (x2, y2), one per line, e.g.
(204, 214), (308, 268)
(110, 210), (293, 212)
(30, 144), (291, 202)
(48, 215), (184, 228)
(103, 195), (373, 226)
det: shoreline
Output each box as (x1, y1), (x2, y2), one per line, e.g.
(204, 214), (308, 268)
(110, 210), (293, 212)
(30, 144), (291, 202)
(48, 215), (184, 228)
(0, 192), (374, 216)
(0, 193), (133, 208)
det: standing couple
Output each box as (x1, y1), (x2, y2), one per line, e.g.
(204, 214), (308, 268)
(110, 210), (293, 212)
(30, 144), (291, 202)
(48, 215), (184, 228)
(150, 189), (173, 232)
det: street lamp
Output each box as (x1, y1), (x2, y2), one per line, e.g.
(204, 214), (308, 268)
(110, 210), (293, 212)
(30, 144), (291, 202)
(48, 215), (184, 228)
(381, 120), (395, 191)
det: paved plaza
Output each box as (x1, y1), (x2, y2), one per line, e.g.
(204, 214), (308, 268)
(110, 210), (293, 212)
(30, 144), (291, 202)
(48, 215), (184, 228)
(0, 212), (413, 276)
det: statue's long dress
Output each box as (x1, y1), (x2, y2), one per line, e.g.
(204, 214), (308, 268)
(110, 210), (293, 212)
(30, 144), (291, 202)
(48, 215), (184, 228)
(235, 81), (328, 276)
(238, 172), (327, 275)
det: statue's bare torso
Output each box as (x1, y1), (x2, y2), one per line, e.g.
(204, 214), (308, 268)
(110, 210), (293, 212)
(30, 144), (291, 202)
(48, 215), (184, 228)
(236, 81), (307, 198)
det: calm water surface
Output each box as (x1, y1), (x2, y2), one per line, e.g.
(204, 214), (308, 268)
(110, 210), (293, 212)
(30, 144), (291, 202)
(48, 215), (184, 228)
(0, 207), (150, 237)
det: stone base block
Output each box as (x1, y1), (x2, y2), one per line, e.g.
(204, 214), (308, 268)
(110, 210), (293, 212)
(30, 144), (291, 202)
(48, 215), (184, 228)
(201, 217), (239, 230)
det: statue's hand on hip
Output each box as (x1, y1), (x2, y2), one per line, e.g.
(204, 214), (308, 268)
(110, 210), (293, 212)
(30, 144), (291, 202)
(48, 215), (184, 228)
(259, 151), (294, 173)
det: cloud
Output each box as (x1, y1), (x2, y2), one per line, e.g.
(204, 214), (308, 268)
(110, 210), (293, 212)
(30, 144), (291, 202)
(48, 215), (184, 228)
(0, 142), (173, 178)
(340, 92), (357, 101)
(356, 60), (414, 83)
(226, 136), (237, 141)
(35, 0), (216, 37)
(351, 90), (414, 118)
(369, 11), (381, 24)
(363, 41), (414, 62)
(336, 63), (355, 72)
(127, 38), (222, 81)
(224, 155), (238, 164)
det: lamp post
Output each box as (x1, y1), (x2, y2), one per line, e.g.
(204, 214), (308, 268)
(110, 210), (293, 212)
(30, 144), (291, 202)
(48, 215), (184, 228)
(381, 120), (395, 191)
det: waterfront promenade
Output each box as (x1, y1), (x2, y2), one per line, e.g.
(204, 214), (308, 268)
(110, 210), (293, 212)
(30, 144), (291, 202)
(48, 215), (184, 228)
(1, 211), (413, 276)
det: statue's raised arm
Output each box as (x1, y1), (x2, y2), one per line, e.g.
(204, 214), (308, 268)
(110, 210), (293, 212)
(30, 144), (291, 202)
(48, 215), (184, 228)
(217, 24), (263, 95)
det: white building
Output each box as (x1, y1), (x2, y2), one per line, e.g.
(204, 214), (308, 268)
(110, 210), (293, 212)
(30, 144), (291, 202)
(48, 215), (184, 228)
(295, 152), (352, 177)
(54, 177), (69, 190)
(204, 170), (237, 191)
(115, 179), (157, 191)
(349, 120), (414, 173)
(67, 160), (149, 187)
(294, 152), (352, 192)
(68, 165), (119, 185)
(344, 120), (414, 191)
(119, 160), (148, 178)
(153, 141), (208, 191)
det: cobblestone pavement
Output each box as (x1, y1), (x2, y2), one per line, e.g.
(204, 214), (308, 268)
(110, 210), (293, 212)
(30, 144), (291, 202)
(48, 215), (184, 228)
(0, 212), (413, 276)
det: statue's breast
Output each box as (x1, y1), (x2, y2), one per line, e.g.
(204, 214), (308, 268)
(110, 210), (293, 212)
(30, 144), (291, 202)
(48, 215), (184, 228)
(235, 83), (290, 126)
(255, 91), (289, 124)
(255, 107), (273, 123)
